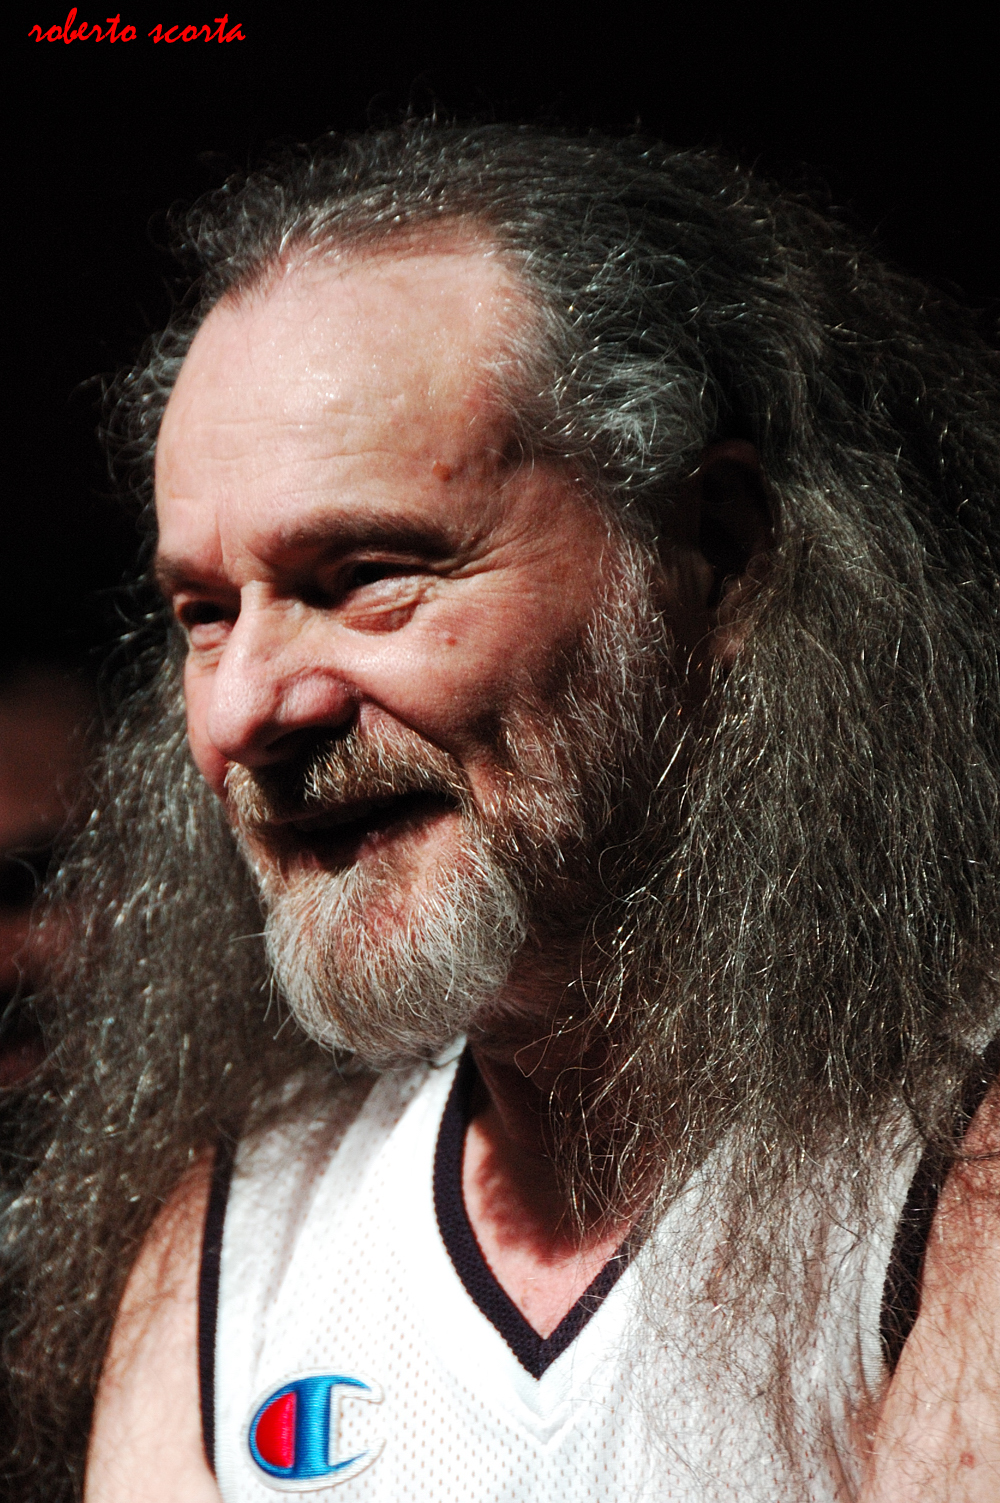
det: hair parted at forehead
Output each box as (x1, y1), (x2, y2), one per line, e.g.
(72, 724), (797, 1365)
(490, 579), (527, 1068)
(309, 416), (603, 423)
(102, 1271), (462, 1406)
(5, 120), (1000, 1502)
(110, 120), (999, 542)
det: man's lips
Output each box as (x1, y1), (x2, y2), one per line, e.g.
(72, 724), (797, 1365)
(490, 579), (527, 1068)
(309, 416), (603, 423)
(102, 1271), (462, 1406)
(256, 790), (459, 864)
(278, 794), (413, 833)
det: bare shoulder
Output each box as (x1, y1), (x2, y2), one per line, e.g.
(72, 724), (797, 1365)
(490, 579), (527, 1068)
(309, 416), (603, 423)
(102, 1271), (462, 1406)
(85, 1157), (222, 1503)
(860, 1073), (1000, 1502)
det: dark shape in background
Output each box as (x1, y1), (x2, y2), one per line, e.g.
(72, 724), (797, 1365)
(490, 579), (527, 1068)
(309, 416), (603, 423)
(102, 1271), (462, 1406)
(10, 2), (999, 670)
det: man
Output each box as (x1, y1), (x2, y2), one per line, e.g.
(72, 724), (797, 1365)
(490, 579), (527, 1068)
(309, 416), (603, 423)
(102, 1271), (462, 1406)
(3, 124), (999, 1502)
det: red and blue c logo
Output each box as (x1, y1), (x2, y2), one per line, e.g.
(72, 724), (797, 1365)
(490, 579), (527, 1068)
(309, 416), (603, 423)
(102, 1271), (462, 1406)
(244, 1371), (384, 1491)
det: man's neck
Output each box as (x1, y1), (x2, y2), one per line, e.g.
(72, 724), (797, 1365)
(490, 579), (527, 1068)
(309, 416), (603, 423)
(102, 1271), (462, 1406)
(461, 1029), (631, 1339)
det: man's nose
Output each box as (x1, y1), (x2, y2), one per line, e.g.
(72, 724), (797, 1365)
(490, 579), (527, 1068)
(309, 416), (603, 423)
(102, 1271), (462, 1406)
(203, 602), (356, 768)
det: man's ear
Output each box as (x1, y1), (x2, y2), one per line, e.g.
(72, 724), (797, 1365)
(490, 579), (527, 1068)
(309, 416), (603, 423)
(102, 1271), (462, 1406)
(668, 439), (773, 668)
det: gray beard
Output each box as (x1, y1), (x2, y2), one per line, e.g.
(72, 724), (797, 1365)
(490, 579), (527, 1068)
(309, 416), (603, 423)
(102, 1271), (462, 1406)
(257, 819), (526, 1066)
(229, 538), (675, 1069)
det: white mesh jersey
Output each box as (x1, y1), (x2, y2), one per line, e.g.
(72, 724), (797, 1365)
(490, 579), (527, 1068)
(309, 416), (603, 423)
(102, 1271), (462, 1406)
(208, 1051), (928, 1503)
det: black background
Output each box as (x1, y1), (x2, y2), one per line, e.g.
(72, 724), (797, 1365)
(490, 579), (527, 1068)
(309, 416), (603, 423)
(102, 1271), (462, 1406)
(10, 2), (999, 664)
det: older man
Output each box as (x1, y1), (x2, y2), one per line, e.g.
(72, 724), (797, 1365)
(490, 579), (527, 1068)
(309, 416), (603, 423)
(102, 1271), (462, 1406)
(4, 124), (999, 1502)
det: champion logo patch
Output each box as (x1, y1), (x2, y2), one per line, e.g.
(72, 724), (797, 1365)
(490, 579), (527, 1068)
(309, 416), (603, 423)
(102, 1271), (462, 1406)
(244, 1371), (384, 1492)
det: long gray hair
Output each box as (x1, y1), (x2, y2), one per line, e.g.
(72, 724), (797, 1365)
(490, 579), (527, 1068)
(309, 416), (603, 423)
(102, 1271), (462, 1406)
(3, 122), (999, 1500)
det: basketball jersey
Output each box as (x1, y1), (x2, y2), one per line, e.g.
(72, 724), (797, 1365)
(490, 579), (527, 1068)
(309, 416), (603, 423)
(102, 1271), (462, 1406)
(202, 1043), (996, 1502)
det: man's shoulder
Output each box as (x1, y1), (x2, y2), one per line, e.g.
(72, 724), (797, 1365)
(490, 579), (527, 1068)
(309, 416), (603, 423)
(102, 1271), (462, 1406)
(84, 1068), (387, 1503)
(86, 1160), (220, 1502)
(861, 1071), (1000, 1501)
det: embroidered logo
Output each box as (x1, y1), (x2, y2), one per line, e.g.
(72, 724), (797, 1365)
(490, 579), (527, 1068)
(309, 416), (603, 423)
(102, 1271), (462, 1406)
(244, 1371), (384, 1491)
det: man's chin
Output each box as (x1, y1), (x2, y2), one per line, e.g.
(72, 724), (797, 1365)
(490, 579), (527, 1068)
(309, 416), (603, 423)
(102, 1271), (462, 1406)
(259, 824), (529, 1068)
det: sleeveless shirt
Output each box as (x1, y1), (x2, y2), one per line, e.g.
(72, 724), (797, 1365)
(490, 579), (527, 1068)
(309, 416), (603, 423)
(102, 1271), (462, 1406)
(201, 1043), (998, 1502)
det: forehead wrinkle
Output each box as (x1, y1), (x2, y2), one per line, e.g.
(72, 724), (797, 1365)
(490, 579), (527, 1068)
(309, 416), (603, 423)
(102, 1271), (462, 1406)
(153, 509), (226, 593)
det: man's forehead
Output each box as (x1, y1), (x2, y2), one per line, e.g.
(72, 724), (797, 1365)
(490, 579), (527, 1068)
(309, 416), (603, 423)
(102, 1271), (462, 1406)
(154, 244), (533, 571)
(161, 243), (525, 438)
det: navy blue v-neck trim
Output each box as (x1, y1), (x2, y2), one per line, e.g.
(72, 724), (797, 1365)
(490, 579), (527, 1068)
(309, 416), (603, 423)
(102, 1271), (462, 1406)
(432, 1050), (631, 1379)
(879, 1034), (1000, 1371)
(198, 1134), (236, 1474)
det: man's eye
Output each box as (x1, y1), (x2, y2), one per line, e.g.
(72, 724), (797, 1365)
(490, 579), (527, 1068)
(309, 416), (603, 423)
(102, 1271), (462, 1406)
(345, 562), (402, 590)
(177, 602), (227, 628)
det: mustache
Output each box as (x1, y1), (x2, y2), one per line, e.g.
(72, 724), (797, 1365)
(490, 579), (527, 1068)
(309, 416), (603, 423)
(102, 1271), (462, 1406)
(225, 722), (472, 834)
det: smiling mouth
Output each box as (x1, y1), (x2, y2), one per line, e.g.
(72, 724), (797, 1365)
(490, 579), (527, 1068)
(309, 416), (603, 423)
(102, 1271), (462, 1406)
(267, 790), (460, 867)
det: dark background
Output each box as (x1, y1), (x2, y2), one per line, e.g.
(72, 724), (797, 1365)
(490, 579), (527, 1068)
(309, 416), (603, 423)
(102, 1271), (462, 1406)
(11, 2), (999, 667)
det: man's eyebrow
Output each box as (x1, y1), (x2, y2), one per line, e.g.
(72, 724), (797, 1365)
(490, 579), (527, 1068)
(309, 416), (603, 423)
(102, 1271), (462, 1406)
(153, 556), (203, 598)
(273, 512), (459, 558)
(152, 514), (463, 597)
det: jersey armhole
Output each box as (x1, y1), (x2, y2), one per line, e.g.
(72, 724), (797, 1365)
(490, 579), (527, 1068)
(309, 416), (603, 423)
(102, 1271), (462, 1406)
(198, 1137), (237, 1475)
(879, 1034), (1000, 1372)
